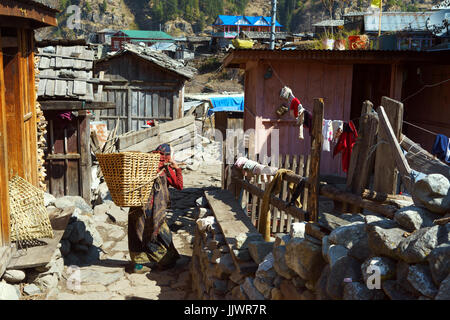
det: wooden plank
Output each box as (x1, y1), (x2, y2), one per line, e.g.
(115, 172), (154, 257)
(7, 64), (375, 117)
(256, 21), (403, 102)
(205, 189), (262, 267)
(0, 32), (11, 246)
(279, 154), (289, 233)
(0, 245), (13, 277)
(287, 155), (299, 231)
(400, 135), (450, 180)
(7, 211), (73, 270)
(303, 155), (311, 213)
(347, 101), (379, 213)
(319, 184), (397, 219)
(309, 99), (324, 222)
(373, 96), (404, 194)
(117, 115), (195, 150)
(377, 106), (413, 194)
(79, 114), (91, 201)
(0, 36), (18, 48)
(40, 101), (115, 111)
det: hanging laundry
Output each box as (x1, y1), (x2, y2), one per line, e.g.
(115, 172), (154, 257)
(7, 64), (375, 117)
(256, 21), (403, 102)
(234, 157), (248, 169)
(252, 164), (266, 175)
(243, 160), (258, 171)
(333, 121), (358, 173)
(432, 134), (450, 163)
(289, 97), (302, 118)
(332, 120), (344, 142)
(297, 105), (305, 140)
(303, 110), (313, 135)
(322, 120), (333, 152)
(58, 111), (73, 121)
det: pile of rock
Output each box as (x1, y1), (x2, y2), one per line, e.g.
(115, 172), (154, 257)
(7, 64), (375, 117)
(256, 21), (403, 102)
(189, 173), (450, 300)
(0, 244), (64, 300)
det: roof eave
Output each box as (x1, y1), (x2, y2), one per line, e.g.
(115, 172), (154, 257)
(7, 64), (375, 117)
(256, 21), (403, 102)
(0, 0), (58, 28)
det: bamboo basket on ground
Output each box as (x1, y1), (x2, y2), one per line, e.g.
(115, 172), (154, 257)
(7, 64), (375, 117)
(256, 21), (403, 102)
(96, 152), (160, 207)
(9, 175), (54, 242)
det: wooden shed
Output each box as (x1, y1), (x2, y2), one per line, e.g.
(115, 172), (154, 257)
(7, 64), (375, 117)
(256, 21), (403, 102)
(224, 49), (450, 176)
(0, 0), (58, 274)
(94, 43), (196, 135)
(36, 40), (114, 202)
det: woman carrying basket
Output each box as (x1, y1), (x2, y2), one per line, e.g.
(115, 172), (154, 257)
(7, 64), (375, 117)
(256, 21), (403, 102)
(127, 143), (183, 274)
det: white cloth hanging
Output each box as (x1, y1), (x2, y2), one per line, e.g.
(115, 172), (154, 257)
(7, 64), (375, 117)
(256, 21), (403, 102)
(322, 119), (333, 152)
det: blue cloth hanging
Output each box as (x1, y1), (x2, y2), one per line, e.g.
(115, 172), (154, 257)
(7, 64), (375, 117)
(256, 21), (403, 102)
(431, 134), (450, 164)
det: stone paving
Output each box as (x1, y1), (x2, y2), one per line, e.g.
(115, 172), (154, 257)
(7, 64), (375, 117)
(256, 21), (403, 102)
(46, 162), (222, 300)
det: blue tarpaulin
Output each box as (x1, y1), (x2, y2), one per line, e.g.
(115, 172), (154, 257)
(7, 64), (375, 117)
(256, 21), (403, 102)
(207, 96), (244, 116)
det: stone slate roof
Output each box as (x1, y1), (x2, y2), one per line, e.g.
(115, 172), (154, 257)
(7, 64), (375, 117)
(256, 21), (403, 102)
(99, 43), (196, 80)
(36, 45), (100, 102)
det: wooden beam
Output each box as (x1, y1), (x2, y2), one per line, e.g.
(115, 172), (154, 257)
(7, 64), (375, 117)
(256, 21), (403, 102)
(235, 178), (307, 221)
(117, 115), (195, 150)
(346, 101), (379, 213)
(377, 106), (413, 194)
(39, 101), (116, 111)
(0, 0), (58, 27)
(373, 96), (404, 194)
(309, 98), (324, 222)
(79, 114), (92, 202)
(319, 184), (397, 219)
(0, 31), (11, 246)
(46, 154), (81, 160)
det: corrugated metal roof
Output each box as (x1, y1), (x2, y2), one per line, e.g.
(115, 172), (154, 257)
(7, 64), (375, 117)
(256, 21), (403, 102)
(115, 30), (173, 40)
(36, 45), (100, 102)
(364, 12), (433, 32)
(313, 19), (345, 27)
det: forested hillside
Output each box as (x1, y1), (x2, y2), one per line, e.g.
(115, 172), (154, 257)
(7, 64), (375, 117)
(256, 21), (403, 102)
(35, 0), (440, 40)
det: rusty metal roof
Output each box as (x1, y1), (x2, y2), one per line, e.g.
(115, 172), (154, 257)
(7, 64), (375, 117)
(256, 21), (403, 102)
(223, 48), (450, 68)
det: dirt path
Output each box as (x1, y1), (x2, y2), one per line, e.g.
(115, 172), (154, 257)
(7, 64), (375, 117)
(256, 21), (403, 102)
(46, 162), (221, 300)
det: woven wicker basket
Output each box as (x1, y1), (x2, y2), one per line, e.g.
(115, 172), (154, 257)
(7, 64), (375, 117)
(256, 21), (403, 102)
(9, 175), (54, 242)
(97, 152), (160, 207)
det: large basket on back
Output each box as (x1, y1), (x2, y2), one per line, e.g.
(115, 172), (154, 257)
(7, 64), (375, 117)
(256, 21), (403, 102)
(97, 152), (160, 207)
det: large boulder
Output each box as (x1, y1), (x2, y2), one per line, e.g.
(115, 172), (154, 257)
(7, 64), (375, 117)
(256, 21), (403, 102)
(435, 273), (450, 300)
(382, 280), (416, 300)
(285, 238), (326, 282)
(254, 253), (276, 299)
(412, 174), (450, 215)
(273, 245), (296, 280)
(280, 279), (304, 300)
(55, 196), (93, 213)
(343, 282), (386, 300)
(326, 256), (362, 300)
(396, 226), (441, 263)
(327, 244), (349, 268)
(315, 265), (331, 300)
(394, 206), (440, 232)
(248, 241), (274, 264)
(366, 219), (406, 260)
(396, 261), (421, 296)
(0, 281), (20, 300)
(361, 257), (396, 284)
(241, 277), (265, 300)
(406, 264), (439, 299)
(329, 222), (370, 261)
(427, 243), (450, 286)
(2, 270), (26, 284)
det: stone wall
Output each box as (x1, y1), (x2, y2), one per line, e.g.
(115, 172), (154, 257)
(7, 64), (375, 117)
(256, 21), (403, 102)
(190, 174), (450, 300)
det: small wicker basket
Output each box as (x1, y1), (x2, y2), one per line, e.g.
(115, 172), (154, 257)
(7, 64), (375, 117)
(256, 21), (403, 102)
(97, 152), (160, 207)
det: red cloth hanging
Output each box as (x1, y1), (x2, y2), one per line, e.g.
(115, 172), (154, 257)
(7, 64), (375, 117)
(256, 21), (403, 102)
(290, 97), (301, 118)
(333, 121), (358, 173)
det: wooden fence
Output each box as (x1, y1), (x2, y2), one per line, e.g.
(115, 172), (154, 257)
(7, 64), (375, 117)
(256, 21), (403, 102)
(223, 98), (325, 237)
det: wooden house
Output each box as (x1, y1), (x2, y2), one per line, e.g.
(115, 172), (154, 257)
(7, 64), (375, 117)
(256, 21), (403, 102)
(110, 30), (174, 51)
(94, 43), (196, 135)
(36, 40), (114, 202)
(0, 0), (58, 275)
(223, 49), (450, 176)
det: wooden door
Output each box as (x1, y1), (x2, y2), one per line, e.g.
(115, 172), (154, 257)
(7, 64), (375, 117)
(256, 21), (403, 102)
(44, 112), (91, 201)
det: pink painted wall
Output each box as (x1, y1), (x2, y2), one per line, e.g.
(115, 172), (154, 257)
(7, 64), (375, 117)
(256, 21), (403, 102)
(244, 61), (353, 176)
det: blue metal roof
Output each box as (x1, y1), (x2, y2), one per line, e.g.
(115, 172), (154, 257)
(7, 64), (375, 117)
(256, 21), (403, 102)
(207, 96), (244, 116)
(214, 15), (282, 27)
(364, 12), (433, 33)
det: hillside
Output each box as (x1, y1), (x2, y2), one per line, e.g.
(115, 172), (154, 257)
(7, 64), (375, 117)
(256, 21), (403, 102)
(36, 0), (441, 40)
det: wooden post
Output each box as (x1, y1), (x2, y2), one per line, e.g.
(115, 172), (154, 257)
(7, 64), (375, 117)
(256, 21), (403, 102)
(309, 98), (324, 222)
(346, 101), (379, 213)
(373, 96), (404, 194)
(0, 31), (11, 247)
(377, 106), (413, 194)
(79, 111), (92, 203)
